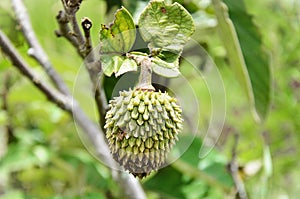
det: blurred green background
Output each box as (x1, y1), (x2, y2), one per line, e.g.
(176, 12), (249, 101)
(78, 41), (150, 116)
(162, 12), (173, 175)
(0, 0), (299, 198)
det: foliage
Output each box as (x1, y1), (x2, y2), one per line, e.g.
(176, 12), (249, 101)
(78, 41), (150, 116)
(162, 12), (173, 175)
(100, 0), (195, 78)
(0, 0), (299, 199)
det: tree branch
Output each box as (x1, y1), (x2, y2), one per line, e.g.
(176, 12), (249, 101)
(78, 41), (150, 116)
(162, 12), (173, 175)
(60, 0), (85, 54)
(55, 0), (108, 125)
(0, 29), (146, 199)
(0, 30), (71, 111)
(11, 0), (70, 96)
(55, 10), (81, 55)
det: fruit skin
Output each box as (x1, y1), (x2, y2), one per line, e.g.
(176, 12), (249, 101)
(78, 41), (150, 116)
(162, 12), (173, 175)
(104, 89), (183, 178)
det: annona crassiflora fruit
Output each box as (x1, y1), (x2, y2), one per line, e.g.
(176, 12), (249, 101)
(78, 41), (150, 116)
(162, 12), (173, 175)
(104, 88), (183, 178)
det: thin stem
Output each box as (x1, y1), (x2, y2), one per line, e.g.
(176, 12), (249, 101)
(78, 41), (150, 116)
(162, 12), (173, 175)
(61, 0), (85, 54)
(55, 10), (81, 55)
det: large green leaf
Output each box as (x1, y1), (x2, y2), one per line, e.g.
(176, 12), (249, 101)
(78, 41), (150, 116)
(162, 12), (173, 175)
(223, 0), (271, 121)
(100, 7), (136, 54)
(138, 0), (195, 56)
(100, 7), (137, 76)
(212, 0), (271, 121)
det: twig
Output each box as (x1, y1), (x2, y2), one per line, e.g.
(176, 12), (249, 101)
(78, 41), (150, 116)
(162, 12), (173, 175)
(60, 0), (85, 54)
(0, 29), (146, 199)
(55, 10), (81, 53)
(11, 0), (70, 96)
(229, 133), (248, 199)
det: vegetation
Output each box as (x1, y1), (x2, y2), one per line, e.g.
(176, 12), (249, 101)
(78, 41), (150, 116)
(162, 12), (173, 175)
(0, 0), (299, 198)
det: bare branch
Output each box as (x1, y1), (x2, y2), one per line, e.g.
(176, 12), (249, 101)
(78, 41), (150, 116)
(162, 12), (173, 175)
(0, 30), (71, 111)
(229, 133), (248, 199)
(11, 0), (70, 96)
(60, 0), (85, 54)
(0, 29), (146, 199)
(55, 10), (81, 53)
(55, 2), (108, 125)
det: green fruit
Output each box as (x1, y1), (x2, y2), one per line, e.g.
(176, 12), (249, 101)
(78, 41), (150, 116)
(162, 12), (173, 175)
(104, 89), (183, 178)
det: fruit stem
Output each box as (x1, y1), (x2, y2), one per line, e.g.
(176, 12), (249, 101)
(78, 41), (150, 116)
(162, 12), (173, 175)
(137, 57), (155, 91)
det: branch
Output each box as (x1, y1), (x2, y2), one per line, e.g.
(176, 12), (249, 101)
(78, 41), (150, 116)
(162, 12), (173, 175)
(55, 1), (108, 125)
(60, 0), (85, 54)
(0, 30), (71, 111)
(229, 133), (248, 199)
(11, 0), (70, 96)
(0, 29), (146, 199)
(55, 10), (81, 55)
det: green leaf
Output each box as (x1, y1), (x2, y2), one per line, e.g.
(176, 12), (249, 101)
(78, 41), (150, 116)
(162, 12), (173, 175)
(115, 58), (138, 77)
(151, 56), (180, 77)
(100, 7), (136, 54)
(102, 55), (138, 77)
(212, 0), (271, 121)
(100, 7), (137, 77)
(101, 55), (119, 77)
(222, 0), (271, 121)
(138, 0), (195, 55)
